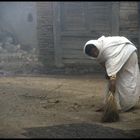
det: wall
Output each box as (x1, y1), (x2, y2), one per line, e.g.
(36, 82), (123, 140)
(120, 2), (139, 48)
(0, 2), (38, 48)
(0, 2), (41, 74)
(36, 2), (140, 74)
(36, 2), (55, 68)
(57, 2), (113, 67)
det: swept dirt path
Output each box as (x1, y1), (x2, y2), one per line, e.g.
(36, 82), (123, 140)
(0, 74), (139, 138)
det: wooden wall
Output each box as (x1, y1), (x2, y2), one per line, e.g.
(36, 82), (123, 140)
(53, 2), (119, 67)
(37, 2), (140, 71)
(119, 2), (139, 59)
(36, 2), (55, 67)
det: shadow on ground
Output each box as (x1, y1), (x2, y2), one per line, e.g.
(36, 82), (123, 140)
(22, 123), (140, 138)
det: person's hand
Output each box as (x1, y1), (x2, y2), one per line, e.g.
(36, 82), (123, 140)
(105, 73), (110, 80)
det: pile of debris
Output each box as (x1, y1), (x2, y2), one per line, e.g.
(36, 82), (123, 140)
(0, 31), (42, 75)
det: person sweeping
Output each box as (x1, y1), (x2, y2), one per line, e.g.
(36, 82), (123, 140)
(83, 36), (140, 122)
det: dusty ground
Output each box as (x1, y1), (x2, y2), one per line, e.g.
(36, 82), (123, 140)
(0, 74), (140, 138)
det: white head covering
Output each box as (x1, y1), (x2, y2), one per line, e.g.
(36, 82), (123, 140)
(84, 36), (137, 76)
(83, 36), (105, 60)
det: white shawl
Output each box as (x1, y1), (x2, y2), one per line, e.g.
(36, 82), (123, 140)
(84, 36), (137, 76)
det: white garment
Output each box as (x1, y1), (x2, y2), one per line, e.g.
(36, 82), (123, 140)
(84, 36), (140, 111)
(84, 36), (137, 76)
(115, 51), (140, 111)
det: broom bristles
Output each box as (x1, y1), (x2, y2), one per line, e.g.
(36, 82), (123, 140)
(101, 92), (119, 122)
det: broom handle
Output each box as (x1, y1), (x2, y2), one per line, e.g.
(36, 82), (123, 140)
(108, 75), (116, 95)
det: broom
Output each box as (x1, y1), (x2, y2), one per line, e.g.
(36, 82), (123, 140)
(101, 91), (119, 122)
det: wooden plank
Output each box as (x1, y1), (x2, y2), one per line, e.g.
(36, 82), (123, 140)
(62, 55), (88, 59)
(61, 43), (86, 50)
(87, 2), (111, 7)
(53, 2), (63, 67)
(89, 25), (111, 30)
(60, 28), (110, 37)
(60, 2), (86, 31)
(63, 49), (83, 54)
(63, 58), (97, 64)
(85, 2), (112, 35)
(62, 49), (87, 58)
(63, 47), (83, 50)
(120, 2), (138, 8)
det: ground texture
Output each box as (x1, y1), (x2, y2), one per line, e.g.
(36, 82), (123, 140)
(0, 74), (140, 138)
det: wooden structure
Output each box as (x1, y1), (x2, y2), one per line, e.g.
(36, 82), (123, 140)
(37, 2), (140, 72)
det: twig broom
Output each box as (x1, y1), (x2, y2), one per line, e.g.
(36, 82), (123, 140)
(101, 91), (119, 122)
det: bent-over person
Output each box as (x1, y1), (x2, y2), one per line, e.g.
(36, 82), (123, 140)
(84, 36), (140, 112)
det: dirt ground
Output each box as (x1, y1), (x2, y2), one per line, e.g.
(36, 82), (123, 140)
(0, 74), (140, 138)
